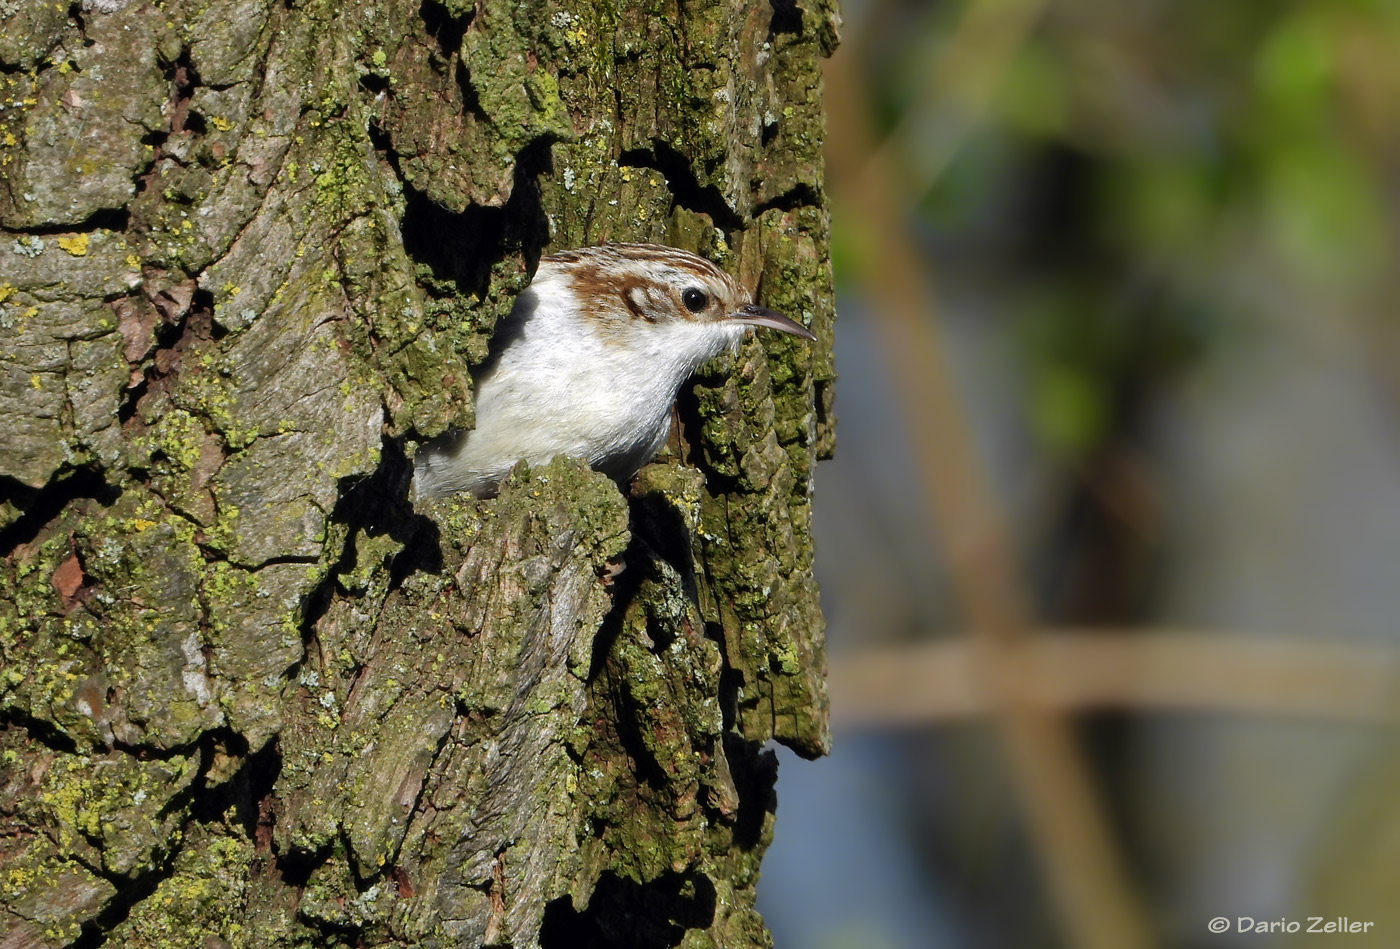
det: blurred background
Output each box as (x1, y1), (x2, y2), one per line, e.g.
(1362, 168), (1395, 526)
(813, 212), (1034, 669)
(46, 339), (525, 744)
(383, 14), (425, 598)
(756, 0), (1400, 946)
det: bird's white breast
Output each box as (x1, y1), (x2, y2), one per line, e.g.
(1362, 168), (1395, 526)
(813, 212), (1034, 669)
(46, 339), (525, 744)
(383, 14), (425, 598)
(412, 270), (743, 498)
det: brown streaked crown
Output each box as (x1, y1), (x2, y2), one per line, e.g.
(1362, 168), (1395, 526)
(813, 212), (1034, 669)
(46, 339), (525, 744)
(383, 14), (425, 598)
(548, 243), (750, 329)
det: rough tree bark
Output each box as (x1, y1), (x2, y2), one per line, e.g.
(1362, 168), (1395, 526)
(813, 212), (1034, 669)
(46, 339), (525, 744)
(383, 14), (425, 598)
(0, 0), (837, 945)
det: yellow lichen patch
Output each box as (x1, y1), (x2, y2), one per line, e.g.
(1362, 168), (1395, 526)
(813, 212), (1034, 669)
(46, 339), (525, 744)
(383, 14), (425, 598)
(57, 234), (89, 256)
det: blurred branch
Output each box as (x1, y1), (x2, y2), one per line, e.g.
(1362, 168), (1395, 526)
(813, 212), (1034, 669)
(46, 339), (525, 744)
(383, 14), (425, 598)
(832, 631), (1400, 726)
(874, 0), (1048, 195)
(825, 36), (1153, 949)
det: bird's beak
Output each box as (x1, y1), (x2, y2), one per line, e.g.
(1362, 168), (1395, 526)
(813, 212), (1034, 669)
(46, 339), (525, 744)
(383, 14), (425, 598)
(730, 304), (817, 341)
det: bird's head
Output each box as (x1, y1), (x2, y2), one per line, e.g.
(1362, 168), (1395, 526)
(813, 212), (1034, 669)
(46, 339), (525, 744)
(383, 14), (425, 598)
(543, 243), (816, 357)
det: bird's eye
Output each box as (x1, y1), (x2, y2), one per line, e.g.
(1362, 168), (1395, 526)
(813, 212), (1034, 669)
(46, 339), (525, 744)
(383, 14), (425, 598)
(681, 287), (709, 313)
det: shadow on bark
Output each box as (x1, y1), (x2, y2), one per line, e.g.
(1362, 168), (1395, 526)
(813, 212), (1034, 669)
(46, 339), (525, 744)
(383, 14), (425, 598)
(539, 870), (717, 949)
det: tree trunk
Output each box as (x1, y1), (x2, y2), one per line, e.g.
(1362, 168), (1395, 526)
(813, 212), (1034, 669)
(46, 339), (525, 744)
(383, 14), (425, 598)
(1, 0), (836, 945)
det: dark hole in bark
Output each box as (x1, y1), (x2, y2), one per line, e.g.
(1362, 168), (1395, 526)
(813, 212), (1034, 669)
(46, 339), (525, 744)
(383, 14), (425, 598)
(399, 138), (551, 302)
(619, 141), (744, 237)
(722, 732), (779, 850)
(768, 0), (803, 38)
(419, 0), (473, 66)
(0, 469), (120, 558)
(539, 870), (718, 949)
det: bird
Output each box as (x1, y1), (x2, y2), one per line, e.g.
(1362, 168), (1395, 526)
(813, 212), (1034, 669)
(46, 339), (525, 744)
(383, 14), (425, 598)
(412, 242), (816, 499)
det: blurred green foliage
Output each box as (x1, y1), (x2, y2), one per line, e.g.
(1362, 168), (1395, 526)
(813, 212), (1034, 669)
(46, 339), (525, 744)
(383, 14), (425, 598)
(849, 0), (1400, 458)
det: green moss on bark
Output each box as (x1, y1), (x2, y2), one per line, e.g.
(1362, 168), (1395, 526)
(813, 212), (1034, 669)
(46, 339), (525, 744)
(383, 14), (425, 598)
(1, 0), (837, 943)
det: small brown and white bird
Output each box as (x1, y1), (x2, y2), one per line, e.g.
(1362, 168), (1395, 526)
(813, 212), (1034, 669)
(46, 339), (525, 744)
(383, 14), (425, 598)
(412, 243), (816, 499)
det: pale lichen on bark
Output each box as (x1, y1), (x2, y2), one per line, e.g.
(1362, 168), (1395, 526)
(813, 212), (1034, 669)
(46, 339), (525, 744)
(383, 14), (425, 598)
(0, 0), (837, 945)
